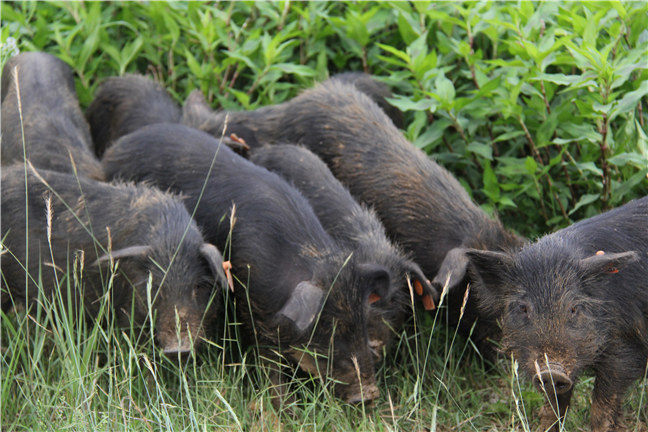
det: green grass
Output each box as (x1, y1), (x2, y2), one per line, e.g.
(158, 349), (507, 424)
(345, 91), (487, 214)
(3, 279), (647, 431)
(2, 221), (646, 430)
(1, 1), (647, 430)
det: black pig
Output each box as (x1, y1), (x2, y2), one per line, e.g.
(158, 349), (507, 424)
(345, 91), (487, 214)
(86, 74), (250, 158)
(85, 74), (182, 158)
(1, 52), (104, 180)
(250, 144), (437, 357)
(1, 164), (227, 355)
(102, 123), (388, 405)
(467, 196), (648, 432)
(181, 80), (525, 359)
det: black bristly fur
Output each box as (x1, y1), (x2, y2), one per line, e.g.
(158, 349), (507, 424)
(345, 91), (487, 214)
(86, 74), (181, 158)
(1, 52), (104, 180)
(101, 123), (381, 403)
(0, 164), (223, 353)
(328, 72), (404, 129)
(251, 144), (438, 357)
(467, 196), (648, 431)
(181, 79), (526, 360)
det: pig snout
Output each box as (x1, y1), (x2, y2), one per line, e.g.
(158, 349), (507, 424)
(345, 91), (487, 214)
(156, 306), (204, 356)
(345, 383), (380, 405)
(533, 364), (573, 395)
(341, 371), (381, 405)
(160, 336), (193, 356)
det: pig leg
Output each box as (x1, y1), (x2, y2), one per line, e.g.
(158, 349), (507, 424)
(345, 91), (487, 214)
(537, 389), (573, 432)
(591, 345), (645, 432)
(590, 390), (623, 432)
(591, 372), (633, 431)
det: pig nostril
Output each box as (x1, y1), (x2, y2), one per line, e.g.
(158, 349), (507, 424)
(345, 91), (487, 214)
(533, 371), (573, 395)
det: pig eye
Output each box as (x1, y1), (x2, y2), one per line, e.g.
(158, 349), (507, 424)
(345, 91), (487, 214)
(570, 305), (581, 315)
(518, 304), (528, 314)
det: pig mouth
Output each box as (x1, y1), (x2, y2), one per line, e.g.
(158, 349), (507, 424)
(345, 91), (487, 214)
(532, 361), (573, 395)
(157, 323), (204, 357)
(368, 339), (384, 358)
(161, 338), (194, 356)
(344, 383), (380, 405)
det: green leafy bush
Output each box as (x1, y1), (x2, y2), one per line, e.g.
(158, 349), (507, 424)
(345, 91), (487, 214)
(3, 1), (646, 237)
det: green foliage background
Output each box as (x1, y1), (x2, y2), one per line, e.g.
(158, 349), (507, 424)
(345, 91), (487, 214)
(1, 2), (647, 431)
(3, 1), (647, 238)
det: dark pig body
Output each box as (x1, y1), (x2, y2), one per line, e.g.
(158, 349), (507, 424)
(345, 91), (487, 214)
(467, 196), (648, 431)
(182, 80), (525, 358)
(0, 164), (226, 354)
(1, 52), (103, 180)
(85, 74), (181, 158)
(251, 144), (437, 357)
(85, 74), (251, 158)
(329, 72), (404, 129)
(102, 123), (387, 404)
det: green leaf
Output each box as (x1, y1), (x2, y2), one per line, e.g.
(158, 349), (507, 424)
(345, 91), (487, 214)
(575, 161), (603, 176)
(396, 11), (419, 44)
(185, 49), (203, 79)
(482, 162), (500, 201)
(413, 118), (451, 149)
(225, 51), (258, 72)
(228, 88), (250, 109)
(608, 152), (648, 168)
(78, 25), (100, 72)
(611, 169), (648, 202)
(531, 73), (581, 86)
(467, 142), (493, 160)
(473, 76), (502, 97)
(525, 156), (538, 174)
(119, 37), (142, 75)
(569, 194), (600, 215)
(162, 10), (180, 43)
(377, 43), (410, 64)
(609, 81), (648, 121)
(498, 196), (517, 209)
(610, 2), (626, 18)
(435, 73), (455, 103)
(271, 63), (316, 77)
(494, 130), (526, 143)
(387, 95), (437, 112)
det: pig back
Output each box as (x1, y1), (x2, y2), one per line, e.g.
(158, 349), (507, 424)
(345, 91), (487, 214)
(1, 52), (103, 180)
(1, 164), (184, 303)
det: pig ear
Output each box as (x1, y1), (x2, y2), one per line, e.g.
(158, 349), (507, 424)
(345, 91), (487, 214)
(404, 260), (438, 310)
(199, 243), (229, 289)
(464, 249), (513, 293)
(358, 263), (391, 305)
(579, 251), (639, 278)
(276, 281), (324, 332)
(94, 245), (152, 265)
(431, 247), (469, 293)
(222, 134), (251, 158)
(182, 90), (212, 121)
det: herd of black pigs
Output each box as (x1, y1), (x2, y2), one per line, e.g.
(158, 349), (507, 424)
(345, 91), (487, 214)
(1, 52), (646, 431)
